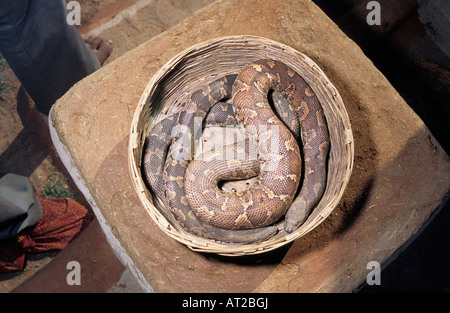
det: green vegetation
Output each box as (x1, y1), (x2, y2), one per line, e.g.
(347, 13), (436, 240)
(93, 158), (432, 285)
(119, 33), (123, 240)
(0, 54), (7, 99)
(0, 58), (5, 72)
(0, 79), (5, 99)
(42, 169), (75, 200)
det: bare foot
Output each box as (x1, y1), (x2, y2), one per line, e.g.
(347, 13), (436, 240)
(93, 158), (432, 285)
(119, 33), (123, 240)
(84, 36), (113, 65)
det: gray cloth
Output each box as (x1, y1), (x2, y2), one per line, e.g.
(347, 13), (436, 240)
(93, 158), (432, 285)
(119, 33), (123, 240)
(0, 0), (100, 115)
(0, 173), (43, 242)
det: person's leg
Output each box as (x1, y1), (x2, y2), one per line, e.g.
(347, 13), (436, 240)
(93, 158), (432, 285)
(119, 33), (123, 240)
(0, 0), (102, 115)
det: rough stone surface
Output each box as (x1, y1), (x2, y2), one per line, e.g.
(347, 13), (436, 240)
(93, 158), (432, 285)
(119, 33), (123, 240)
(50, 0), (450, 292)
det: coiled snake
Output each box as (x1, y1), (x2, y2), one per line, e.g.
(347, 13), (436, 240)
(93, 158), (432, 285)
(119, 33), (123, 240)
(142, 59), (329, 243)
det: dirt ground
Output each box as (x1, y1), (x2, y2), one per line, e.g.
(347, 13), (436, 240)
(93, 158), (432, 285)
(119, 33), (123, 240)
(0, 0), (449, 293)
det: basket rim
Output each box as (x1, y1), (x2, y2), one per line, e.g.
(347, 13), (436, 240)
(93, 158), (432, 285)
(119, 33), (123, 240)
(128, 35), (354, 256)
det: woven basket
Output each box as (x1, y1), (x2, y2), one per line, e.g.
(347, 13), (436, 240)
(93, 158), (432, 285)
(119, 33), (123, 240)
(129, 35), (354, 256)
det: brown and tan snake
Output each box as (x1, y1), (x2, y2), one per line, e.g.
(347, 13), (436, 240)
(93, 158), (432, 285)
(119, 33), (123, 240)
(142, 59), (329, 243)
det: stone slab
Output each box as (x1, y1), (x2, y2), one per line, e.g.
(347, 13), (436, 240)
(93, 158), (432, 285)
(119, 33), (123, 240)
(50, 0), (450, 292)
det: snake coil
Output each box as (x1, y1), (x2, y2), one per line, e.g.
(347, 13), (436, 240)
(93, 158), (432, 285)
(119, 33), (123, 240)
(142, 59), (329, 243)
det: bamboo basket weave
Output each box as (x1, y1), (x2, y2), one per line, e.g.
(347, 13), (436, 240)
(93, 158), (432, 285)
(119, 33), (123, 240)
(129, 35), (354, 256)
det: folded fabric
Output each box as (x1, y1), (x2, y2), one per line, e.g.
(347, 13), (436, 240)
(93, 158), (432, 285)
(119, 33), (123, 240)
(1, 191), (93, 272)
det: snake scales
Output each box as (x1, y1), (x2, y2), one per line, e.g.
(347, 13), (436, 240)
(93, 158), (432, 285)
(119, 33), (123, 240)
(142, 59), (329, 243)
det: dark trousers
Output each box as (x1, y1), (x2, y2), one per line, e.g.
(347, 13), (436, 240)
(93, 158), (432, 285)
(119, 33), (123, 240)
(0, 0), (100, 115)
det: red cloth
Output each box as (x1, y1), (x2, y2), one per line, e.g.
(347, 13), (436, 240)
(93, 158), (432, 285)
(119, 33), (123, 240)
(0, 196), (93, 273)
